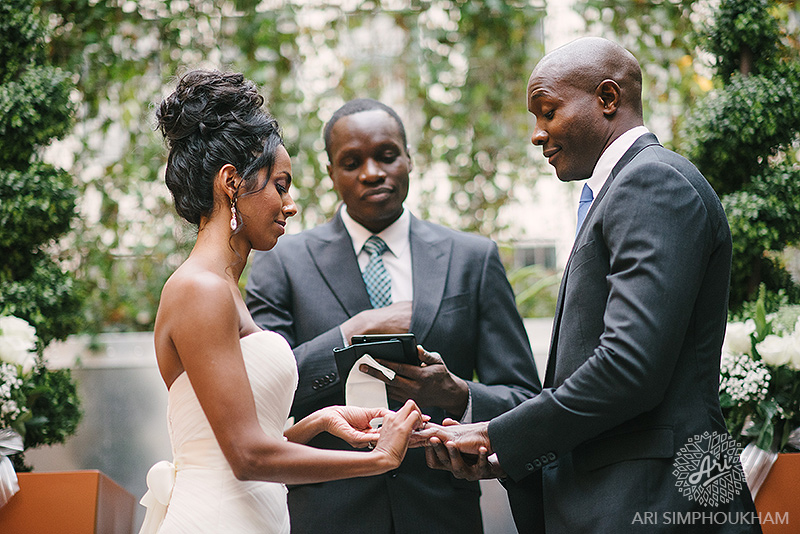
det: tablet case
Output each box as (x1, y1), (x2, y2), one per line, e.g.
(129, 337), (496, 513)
(333, 339), (405, 380)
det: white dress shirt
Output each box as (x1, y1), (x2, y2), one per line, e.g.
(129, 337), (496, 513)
(341, 207), (413, 303)
(340, 206), (474, 422)
(582, 125), (650, 211)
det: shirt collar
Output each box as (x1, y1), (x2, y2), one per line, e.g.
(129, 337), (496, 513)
(585, 125), (650, 195)
(341, 206), (410, 258)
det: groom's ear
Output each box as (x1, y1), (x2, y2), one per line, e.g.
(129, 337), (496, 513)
(596, 79), (621, 118)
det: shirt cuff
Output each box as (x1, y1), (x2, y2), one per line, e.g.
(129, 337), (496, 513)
(459, 387), (473, 423)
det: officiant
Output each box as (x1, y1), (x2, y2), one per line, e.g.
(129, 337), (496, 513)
(245, 98), (541, 534)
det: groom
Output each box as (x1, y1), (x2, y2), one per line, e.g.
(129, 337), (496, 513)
(417, 37), (762, 533)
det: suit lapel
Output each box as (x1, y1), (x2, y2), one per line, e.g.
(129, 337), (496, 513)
(408, 216), (451, 344)
(546, 133), (661, 386)
(306, 212), (372, 317)
(571, 133), (661, 244)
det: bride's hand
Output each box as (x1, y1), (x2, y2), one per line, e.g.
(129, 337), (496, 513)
(371, 400), (425, 468)
(321, 406), (389, 448)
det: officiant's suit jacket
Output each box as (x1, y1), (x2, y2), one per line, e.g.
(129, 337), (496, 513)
(488, 134), (761, 533)
(246, 210), (541, 534)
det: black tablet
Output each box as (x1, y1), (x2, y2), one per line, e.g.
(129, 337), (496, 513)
(333, 339), (407, 379)
(349, 333), (419, 366)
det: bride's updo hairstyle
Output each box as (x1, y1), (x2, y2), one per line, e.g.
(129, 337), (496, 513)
(156, 70), (283, 225)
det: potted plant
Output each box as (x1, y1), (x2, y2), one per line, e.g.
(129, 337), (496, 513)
(0, 315), (82, 506)
(720, 288), (800, 528)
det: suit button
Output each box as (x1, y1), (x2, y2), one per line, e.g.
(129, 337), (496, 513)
(533, 459), (542, 468)
(330, 372), (337, 379)
(547, 452), (557, 461)
(540, 455), (549, 465)
(525, 462), (534, 471)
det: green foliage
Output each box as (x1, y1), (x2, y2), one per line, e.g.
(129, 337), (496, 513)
(684, 0), (800, 311)
(700, 0), (784, 78)
(408, 1), (546, 235)
(0, 66), (75, 169)
(0, 254), (84, 346)
(576, 0), (706, 147)
(0, 0), (45, 85)
(0, 0), (83, 346)
(8, 362), (83, 472)
(35, 0), (547, 332)
(22, 366), (82, 448)
(0, 163), (77, 254)
(507, 264), (560, 318)
(684, 66), (800, 194)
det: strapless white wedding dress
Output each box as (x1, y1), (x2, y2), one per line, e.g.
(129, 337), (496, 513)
(139, 331), (298, 534)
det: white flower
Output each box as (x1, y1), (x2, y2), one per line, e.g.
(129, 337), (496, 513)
(0, 362), (25, 425)
(724, 320), (756, 356)
(0, 316), (37, 373)
(756, 334), (793, 367)
(789, 322), (800, 371)
(719, 351), (771, 403)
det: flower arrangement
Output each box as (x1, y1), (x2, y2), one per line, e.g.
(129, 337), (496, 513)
(0, 315), (82, 471)
(720, 294), (800, 453)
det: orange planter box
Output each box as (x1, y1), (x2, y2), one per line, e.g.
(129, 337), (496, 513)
(0, 470), (135, 534)
(754, 453), (800, 533)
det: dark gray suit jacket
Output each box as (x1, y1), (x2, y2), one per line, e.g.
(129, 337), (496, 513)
(246, 211), (541, 534)
(489, 134), (761, 533)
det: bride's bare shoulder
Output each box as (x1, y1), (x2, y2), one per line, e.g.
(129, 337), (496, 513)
(160, 263), (235, 314)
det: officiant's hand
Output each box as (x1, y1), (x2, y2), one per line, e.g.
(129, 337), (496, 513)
(360, 346), (470, 418)
(340, 301), (412, 341)
(321, 406), (389, 448)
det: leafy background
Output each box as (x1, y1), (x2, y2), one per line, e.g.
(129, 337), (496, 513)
(34, 0), (555, 333)
(5, 0), (799, 336)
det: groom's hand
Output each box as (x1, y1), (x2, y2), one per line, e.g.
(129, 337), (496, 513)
(414, 419), (491, 455)
(420, 418), (505, 481)
(426, 440), (507, 481)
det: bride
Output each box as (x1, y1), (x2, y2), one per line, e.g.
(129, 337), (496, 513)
(139, 69), (424, 533)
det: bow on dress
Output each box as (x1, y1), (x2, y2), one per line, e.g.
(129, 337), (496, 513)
(138, 460), (177, 534)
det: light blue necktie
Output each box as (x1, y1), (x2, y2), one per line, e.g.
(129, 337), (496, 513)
(362, 236), (392, 308)
(576, 183), (594, 236)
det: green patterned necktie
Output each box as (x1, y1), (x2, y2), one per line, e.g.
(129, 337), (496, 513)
(362, 236), (392, 308)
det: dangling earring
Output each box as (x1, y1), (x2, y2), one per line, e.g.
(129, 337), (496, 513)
(230, 200), (238, 231)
